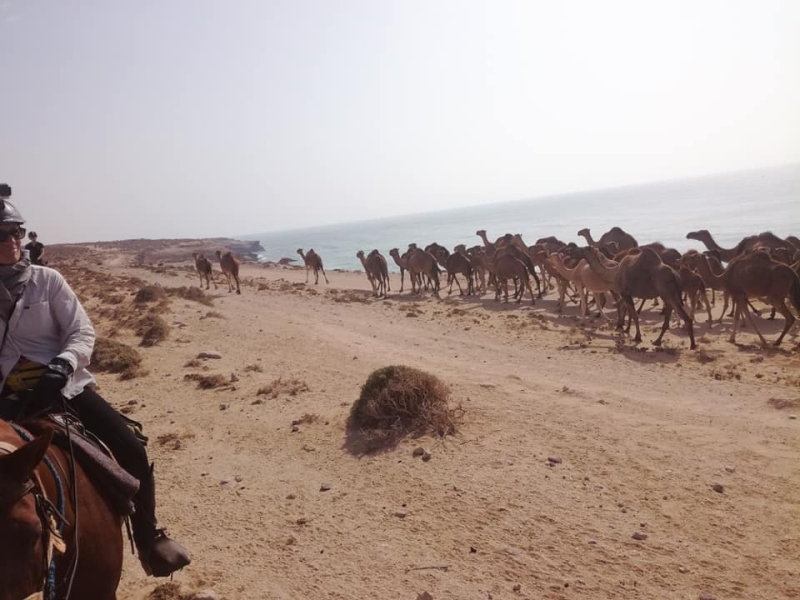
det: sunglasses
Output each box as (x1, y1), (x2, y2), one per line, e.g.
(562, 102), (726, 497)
(0, 227), (26, 242)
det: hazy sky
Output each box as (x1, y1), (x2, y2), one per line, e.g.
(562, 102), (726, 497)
(1, 0), (798, 243)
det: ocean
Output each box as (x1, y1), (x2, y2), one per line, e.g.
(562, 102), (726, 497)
(243, 164), (800, 272)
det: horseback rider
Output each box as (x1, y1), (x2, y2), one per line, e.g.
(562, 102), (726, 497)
(0, 198), (190, 577)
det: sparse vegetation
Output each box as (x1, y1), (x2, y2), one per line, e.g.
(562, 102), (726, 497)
(257, 377), (310, 398)
(134, 285), (166, 304)
(184, 373), (228, 389)
(349, 365), (462, 439)
(244, 363), (264, 373)
(91, 337), (145, 380)
(184, 358), (202, 368)
(136, 314), (170, 347)
(169, 286), (214, 306)
(200, 310), (225, 319)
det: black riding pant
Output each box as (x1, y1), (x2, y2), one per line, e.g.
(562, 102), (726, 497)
(67, 387), (150, 489)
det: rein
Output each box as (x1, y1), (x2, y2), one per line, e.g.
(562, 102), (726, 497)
(0, 428), (70, 600)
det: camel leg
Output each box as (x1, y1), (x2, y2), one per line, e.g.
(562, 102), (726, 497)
(529, 268), (542, 298)
(627, 296), (642, 342)
(741, 299), (768, 346)
(653, 304), (672, 346)
(305, 266), (310, 283)
(701, 290), (713, 328)
(729, 299), (741, 344)
(399, 268), (405, 293)
(771, 300), (795, 346)
(454, 273), (465, 296)
(321, 267), (329, 284)
(234, 274), (241, 295)
(636, 297), (647, 314)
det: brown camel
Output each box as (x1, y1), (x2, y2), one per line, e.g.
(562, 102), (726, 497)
(357, 249), (390, 298)
(456, 245), (488, 294)
(678, 265), (712, 327)
(215, 250), (241, 294)
(691, 252), (800, 346)
(297, 248), (329, 285)
(494, 244), (542, 298)
(685, 230), (792, 263)
(389, 248), (416, 293)
(402, 249), (440, 297)
(488, 254), (535, 304)
(577, 227), (638, 252)
(584, 247), (696, 348)
(193, 252), (217, 290)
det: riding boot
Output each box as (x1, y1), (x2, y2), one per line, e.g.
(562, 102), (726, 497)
(131, 463), (191, 577)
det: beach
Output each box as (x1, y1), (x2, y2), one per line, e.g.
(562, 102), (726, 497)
(44, 238), (800, 600)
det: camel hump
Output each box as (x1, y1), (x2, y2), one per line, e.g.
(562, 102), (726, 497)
(639, 247), (662, 267)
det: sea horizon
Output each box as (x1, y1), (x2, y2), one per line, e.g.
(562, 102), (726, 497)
(240, 163), (800, 273)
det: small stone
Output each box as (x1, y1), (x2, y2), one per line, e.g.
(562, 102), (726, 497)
(789, 415), (797, 420)
(286, 493), (296, 500)
(512, 583), (521, 592)
(295, 517), (308, 525)
(219, 403), (228, 411)
(678, 565), (689, 573)
(320, 483), (331, 492)
(291, 425), (299, 433)
(588, 540), (597, 545)
(197, 351), (222, 359)
(724, 466), (735, 473)
(632, 531), (648, 541)
(470, 546), (477, 553)
(422, 451), (432, 462)
(230, 372), (239, 382)
(412, 446), (425, 457)
(234, 475), (243, 483)
(547, 456), (562, 464)
(219, 478), (230, 486)
(286, 535), (296, 545)
(395, 510), (407, 518)
(712, 483), (724, 494)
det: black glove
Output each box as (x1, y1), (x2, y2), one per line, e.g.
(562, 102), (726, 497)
(30, 358), (73, 413)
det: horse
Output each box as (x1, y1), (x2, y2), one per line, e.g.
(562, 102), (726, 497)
(0, 417), (123, 600)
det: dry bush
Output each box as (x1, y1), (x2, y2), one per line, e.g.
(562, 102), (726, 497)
(710, 364), (742, 381)
(156, 429), (196, 451)
(136, 314), (170, 347)
(184, 373), (228, 389)
(91, 337), (144, 380)
(169, 286), (214, 306)
(184, 358), (202, 368)
(244, 363), (263, 373)
(294, 413), (320, 425)
(349, 365), (462, 440)
(134, 285), (166, 304)
(257, 377), (310, 398)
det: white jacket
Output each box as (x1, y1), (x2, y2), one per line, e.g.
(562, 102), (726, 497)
(0, 265), (96, 399)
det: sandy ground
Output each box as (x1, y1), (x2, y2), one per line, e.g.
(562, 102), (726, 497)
(47, 245), (799, 600)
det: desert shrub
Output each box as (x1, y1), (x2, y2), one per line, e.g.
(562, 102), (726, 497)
(91, 337), (144, 380)
(134, 285), (166, 304)
(136, 314), (170, 347)
(350, 365), (461, 437)
(257, 377), (310, 398)
(184, 373), (228, 389)
(169, 286), (213, 306)
(244, 363), (263, 373)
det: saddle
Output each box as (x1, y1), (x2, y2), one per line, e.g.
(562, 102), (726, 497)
(18, 415), (140, 516)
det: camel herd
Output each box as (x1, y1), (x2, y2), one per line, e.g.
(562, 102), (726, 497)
(193, 228), (800, 349)
(352, 227), (800, 349)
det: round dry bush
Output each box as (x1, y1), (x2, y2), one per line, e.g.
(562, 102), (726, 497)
(136, 314), (170, 347)
(350, 365), (461, 437)
(91, 337), (143, 379)
(134, 285), (166, 304)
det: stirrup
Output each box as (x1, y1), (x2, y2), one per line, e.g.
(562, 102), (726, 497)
(139, 529), (191, 577)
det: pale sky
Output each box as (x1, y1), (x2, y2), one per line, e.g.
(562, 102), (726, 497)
(1, 0), (798, 243)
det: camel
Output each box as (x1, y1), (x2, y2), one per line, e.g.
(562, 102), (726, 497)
(583, 247), (696, 349)
(577, 227), (638, 252)
(403, 249), (441, 297)
(357, 250), (390, 298)
(215, 250), (241, 294)
(547, 252), (616, 321)
(685, 230), (792, 263)
(494, 244), (542, 298)
(193, 252), (217, 290)
(488, 254), (535, 305)
(690, 252), (800, 346)
(389, 247), (414, 292)
(457, 245), (488, 294)
(297, 248), (329, 285)
(678, 265), (713, 327)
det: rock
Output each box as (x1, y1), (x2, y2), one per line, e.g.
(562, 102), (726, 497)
(286, 535), (296, 545)
(632, 531), (648, 541)
(234, 475), (243, 483)
(286, 493), (296, 500)
(190, 591), (221, 600)
(412, 446), (425, 457)
(712, 483), (724, 494)
(547, 456), (562, 464)
(230, 372), (239, 382)
(512, 583), (521, 592)
(291, 425), (299, 433)
(422, 451), (432, 462)
(219, 403), (228, 411)
(320, 483), (331, 492)
(219, 479), (230, 486)
(678, 565), (689, 573)
(197, 351), (222, 359)
(395, 510), (407, 518)
(724, 466), (735, 473)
